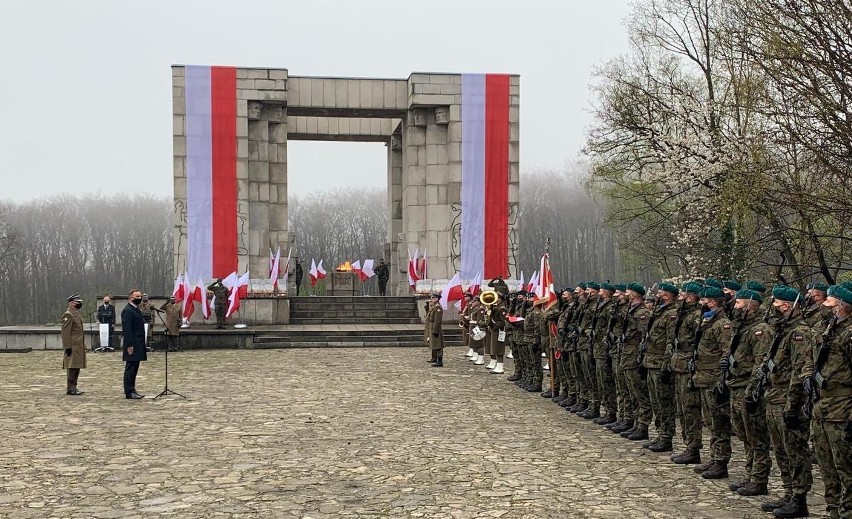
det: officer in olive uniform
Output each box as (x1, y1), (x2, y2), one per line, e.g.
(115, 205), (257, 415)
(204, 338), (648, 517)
(139, 294), (155, 350)
(488, 276), (510, 300)
(692, 286), (734, 480)
(576, 282), (602, 417)
(619, 283), (653, 441)
(160, 296), (182, 352)
(425, 292), (445, 367)
(208, 279), (230, 329)
(806, 285), (852, 519)
(61, 294), (86, 395)
(521, 296), (548, 391)
(606, 284), (631, 428)
(567, 284), (590, 413)
(375, 259), (390, 296)
(670, 282), (705, 464)
(802, 282), (831, 333)
(755, 285), (815, 518)
(642, 282), (679, 452)
(591, 283), (618, 423)
(553, 290), (576, 405)
(507, 291), (528, 383)
(724, 289), (774, 496)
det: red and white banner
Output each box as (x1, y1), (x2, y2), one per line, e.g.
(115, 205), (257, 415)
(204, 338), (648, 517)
(269, 247), (281, 290)
(408, 248), (420, 289)
(417, 249), (428, 279)
(360, 259), (375, 281)
(172, 274), (185, 303)
(468, 271), (483, 297)
(526, 271), (539, 294)
(226, 272), (249, 317)
(537, 253), (556, 304)
(460, 73), (510, 280)
(185, 65), (238, 280)
(309, 259), (319, 287)
(440, 272), (464, 310)
(316, 260), (327, 280)
(195, 276), (210, 319)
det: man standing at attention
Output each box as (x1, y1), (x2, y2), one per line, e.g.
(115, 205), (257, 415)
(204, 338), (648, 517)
(122, 289), (147, 399)
(61, 294), (86, 395)
(375, 259), (390, 296)
(96, 295), (116, 352)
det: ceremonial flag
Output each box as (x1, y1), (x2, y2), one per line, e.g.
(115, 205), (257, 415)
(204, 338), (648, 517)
(351, 260), (363, 279)
(518, 271), (525, 291)
(537, 253), (556, 304)
(362, 259), (375, 280)
(269, 247), (281, 290)
(281, 247), (292, 290)
(172, 273), (185, 303)
(236, 271), (249, 298)
(440, 272), (464, 310)
(417, 249), (428, 279)
(316, 260), (327, 280)
(185, 65), (238, 280)
(526, 271), (539, 294)
(468, 271), (483, 297)
(183, 279), (196, 319)
(407, 249), (420, 289)
(226, 272), (249, 317)
(460, 73), (510, 279)
(196, 277), (210, 319)
(309, 259), (319, 287)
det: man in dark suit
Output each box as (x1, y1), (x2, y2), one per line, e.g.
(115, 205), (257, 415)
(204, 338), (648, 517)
(96, 295), (116, 352)
(122, 289), (147, 399)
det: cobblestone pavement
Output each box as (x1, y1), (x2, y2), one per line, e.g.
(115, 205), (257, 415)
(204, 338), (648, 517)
(0, 348), (827, 518)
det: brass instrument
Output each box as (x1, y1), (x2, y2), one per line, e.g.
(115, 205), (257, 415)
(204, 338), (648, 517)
(479, 290), (499, 307)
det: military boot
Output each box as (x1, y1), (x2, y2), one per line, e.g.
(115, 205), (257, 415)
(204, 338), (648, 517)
(619, 424), (637, 438)
(612, 420), (633, 434)
(559, 395), (576, 407)
(693, 460), (716, 473)
(701, 462), (729, 479)
(648, 438), (673, 452)
(761, 495), (792, 513)
(552, 394), (567, 403)
(604, 418), (622, 429)
(568, 402), (586, 413)
(772, 494), (808, 518)
(579, 406), (600, 420)
(627, 425), (649, 441)
(541, 390), (555, 398)
(737, 482), (768, 496)
(729, 479), (749, 492)
(671, 449), (701, 464)
(594, 413), (617, 425)
(643, 437), (660, 449)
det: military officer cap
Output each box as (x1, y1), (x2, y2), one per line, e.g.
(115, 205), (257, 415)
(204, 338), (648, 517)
(626, 282), (646, 296)
(516, 290), (528, 297)
(658, 282), (679, 295)
(722, 279), (742, 291)
(734, 288), (762, 303)
(682, 282), (702, 295)
(586, 281), (601, 290)
(430, 292), (441, 300)
(704, 278), (723, 289)
(700, 286), (725, 299)
(599, 282), (615, 292)
(806, 281), (829, 292)
(827, 285), (852, 305)
(745, 280), (766, 294)
(66, 294), (83, 303)
(772, 284), (801, 303)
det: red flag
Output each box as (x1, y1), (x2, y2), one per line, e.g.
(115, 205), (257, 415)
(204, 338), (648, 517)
(407, 249), (420, 289)
(351, 260), (364, 280)
(439, 272), (464, 310)
(172, 274), (184, 303)
(196, 277), (210, 319)
(316, 260), (327, 280)
(183, 280), (196, 319)
(537, 253), (556, 304)
(309, 259), (318, 287)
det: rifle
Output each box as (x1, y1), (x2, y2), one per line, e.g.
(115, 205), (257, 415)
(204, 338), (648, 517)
(617, 302), (640, 361)
(714, 298), (752, 404)
(670, 301), (688, 355)
(637, 296), (662, 374)
(687, 317), (706, 390)
(802, 315), (838, 419)
(748, 295), (801, 411)
(587, 298), (603, 365)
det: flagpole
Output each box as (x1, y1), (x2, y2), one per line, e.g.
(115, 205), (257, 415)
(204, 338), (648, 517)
(545, 235), (555, 395)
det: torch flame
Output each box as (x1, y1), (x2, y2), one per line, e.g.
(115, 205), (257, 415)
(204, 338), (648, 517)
(335, 261), (353, 272)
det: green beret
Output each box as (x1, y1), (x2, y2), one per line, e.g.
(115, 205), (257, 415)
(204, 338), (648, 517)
(806, 281), (829, 292)
(722, 279), (742, 291)
(771, 284), (801, 303)
(704, 278), (723, 289)
(614, 283), (627, 292)
(682, 282), (702, 295)
(827, 285), (852, 305)
(599, 282), (615, 292)
(586, 281), (601, 290)
(700, 286), (725, 299)
(578, 282), (588, 289)
(734, 288), (762, 303)
(840, 281), (852, 292)
(692, 278), (706, 285)
(745, 280), (766, 294)
(626, 282), (646, 296)
(658, 282), (679, 295)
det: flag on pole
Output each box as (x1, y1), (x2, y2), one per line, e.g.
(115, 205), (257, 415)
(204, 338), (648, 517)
(309, 259), (318, 286)
(526, 271), (539, 294)
(317, 260), (327, 280)
(439, 272), (464, 310)
(518, 271), (525, 291)
(281, 248), (292, 291)
(417, 249), (428, 279)
(468, 271), (483, 297)
(269, 247), (281, 291)
(183, 279), (196, 319)
(537, 253), (556, 304)
(196, 277), (210, 319)
(172, 273), (185, 303)
(226, 272), (250, 317)
(407, 249), (420, 289)
(361, 259), (375, 280)
(351, 260), (363, 280)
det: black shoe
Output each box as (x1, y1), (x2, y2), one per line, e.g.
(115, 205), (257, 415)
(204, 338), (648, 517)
(552, 394), (567, 403)
(604, 420), (624, 430)
(762, 496), (792, 513)
(569, 403), (586, 413)
(126, 393), (144, 400)
(541, 391), (554, 398)
(507, 374), (521, 382)
(581, 408), (600, 420)
(559, 397), (575, 408)
(611, 421), (634, 434)
(729, 479), (749, 492)
(643, 437), (660, 449)
(737, 482), (768, 496)
(627, 427), (649, 441)
(430, 360), (443, 368)
(701, 462), (728, 479)
(526, 385), (542, 392)
(66, 389), (84, 396)
(693, 460), (715, 473)
(772, 494), (808, 518)
(648, 439), (673, 452)
(620, 427), (637, 438)
(672, 450), (701, 465)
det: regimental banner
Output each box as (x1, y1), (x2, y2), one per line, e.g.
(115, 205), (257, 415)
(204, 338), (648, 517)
(185, 65), (237, 280)
(460, 73), (510, 280)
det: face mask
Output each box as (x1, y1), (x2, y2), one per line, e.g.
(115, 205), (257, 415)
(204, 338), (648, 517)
(103, 302), (109, 306)
(74, 302), (83, 309)
(700, 304), (711, 314)
(132, 297), (142, 305)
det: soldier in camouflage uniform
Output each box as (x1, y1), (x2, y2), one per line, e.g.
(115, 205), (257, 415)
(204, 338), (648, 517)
(805, 285), (852, 519)
(692, 286), (734, 480)
(670, 282), (704, 464)
(521, 295), (548, 392)
(754, 285), (815, 518)
(552, 290), (576, 405)
(208, 279), (230, 329)
(610, 285), (638, 434)
(642, 282), (679, 452)
(568, 284), (591, 413)
(506, 292), (526, 383)
(605, 285), (630, 430)
(802, 281), (831, 333)
(576, 282), (602, 419)
(618, 283), (652, 441)
(591, 283), (618, 424)
(724, 289), (774, 496)
(542, 292), (564, 398)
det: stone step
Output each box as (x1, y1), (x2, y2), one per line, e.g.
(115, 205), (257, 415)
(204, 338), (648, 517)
(252, 340), (464, 349)
(289, 310), (419, 319)
(289, 296), (416, 305)
(289, 317), (423, 325)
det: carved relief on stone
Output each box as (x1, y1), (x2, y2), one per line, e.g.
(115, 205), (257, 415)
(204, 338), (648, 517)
(409, 109), (428, 127)
(248, 101), (264, 120)
(265, 103), (286, 123)
(434, 106), (450, 125)
(390, 135), (402, 151)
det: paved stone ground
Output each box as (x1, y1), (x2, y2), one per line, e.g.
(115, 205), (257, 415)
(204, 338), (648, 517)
(0, 348), (828, 518)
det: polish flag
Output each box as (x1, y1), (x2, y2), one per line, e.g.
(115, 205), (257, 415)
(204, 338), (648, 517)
(417, 249), (428, 279)
(196, 277), (210, 319)
(537, 253), (556, 304)
(237, 271), (249, 298)
(281, 248), (292, 291)
(526, 271), (539, 293)
(226, 272), (250, 317)
(439, 272), (464, 310)
(183, 279), (196, 319)
(316, 260), (327, 280)
(407, 249), (420, 289)
(309, 259), (319, 287)
(518, 271), (525, 291)
(468, 271), (483, 297)
(361, 259), (375, 280)
(172, 273), (185, 303)
(269, 247), (281, 291)
(352, 260), (363, 280)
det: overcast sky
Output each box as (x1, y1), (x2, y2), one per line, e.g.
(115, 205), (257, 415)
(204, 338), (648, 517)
(0, 0), (633, 202)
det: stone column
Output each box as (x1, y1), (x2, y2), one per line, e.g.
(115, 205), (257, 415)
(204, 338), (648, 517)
(387, 133), (403, 294)
(172, 66), (187, 275)
(508, 76), (520, 279)
(247, 102), (270, 277)
(267, 105), (289, 275)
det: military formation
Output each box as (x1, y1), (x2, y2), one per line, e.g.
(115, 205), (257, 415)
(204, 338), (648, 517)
(449, 278), (852, 519)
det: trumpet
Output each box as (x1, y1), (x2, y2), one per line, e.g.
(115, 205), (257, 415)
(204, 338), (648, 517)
(480, 290), (499, 320)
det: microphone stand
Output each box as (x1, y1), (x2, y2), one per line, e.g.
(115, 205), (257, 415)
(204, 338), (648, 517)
(152, 308), (186, 400)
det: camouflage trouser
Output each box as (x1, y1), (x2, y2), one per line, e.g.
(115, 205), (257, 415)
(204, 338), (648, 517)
(595, 356), (617, 416)
(509, 336), (522, 377)
(674, 372), (703, 451)
(624, 367), (652, 427)
(580, 347), (599, 406)
(570, 350), (587, 404)
(700, 388), (732, 463)
(215, 304), (226, 325)
(812, 419), (852, 518)
(647, 368), (676, 440)
(766, 402), (812, 497)
(730, 387), (771, 484)
(616, 360), (635, 421)
(529, 341), (544, 388)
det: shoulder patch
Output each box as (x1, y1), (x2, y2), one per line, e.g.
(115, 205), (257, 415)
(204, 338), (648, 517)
(62, 317), (68, 323)
(640, 315), (647, 320)
(723, 324), (731, 330)
(793, 335), (804, 342)
(670, 314), (677, 320)
(754, 330), (763, 337)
